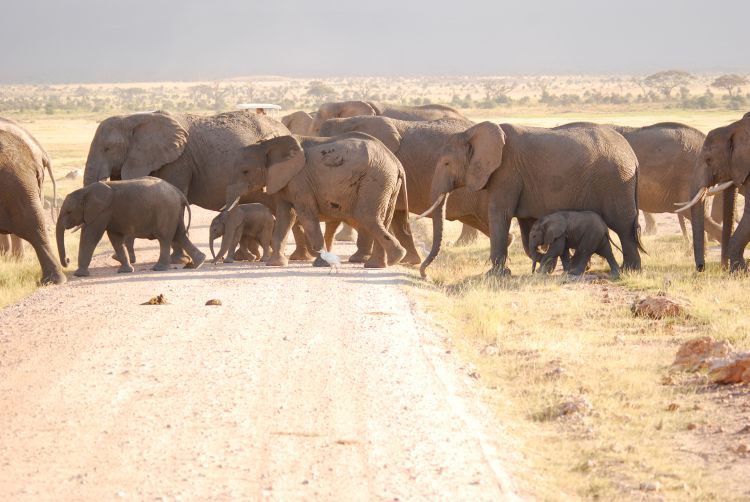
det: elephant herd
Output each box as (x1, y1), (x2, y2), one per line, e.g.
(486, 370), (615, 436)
(2, 101), (750, 287)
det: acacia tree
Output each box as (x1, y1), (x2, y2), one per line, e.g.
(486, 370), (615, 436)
(644, 70), (693, 99)
(711, 74), (748, 97)
(482, 78), (516, 102)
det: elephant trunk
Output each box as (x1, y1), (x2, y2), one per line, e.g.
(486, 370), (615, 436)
(689, 161), (714, 271)
(56, 216), (69, 267)
(209, 233), (217, 260)
(419, 171), (456, 279)
(721, 186), (737, 268)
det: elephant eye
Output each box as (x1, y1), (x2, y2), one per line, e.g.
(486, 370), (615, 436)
(243, 169), (249, 174)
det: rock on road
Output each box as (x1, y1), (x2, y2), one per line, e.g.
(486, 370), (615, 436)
(0, 208), (517, 500)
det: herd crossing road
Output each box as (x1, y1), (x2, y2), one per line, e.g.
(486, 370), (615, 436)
(0, 208), (517, 500)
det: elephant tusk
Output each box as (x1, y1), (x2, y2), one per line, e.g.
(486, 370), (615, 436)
(415, 194), (445, 219)
(705, 180), (735, 196)
(674, 187), (707, 213)
(70, 224), (85, 233)
(224, 197), (241, 213)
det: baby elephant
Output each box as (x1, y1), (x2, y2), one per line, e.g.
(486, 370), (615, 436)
(56, 177), (205, 277)
(529, 210), (621, 278)
(209, 203), (274, 263)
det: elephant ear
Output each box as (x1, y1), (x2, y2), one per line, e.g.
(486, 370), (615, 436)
(356, 118), (402, 153)
(265, 136), (306, 194)
(82, 182), (113, 225)
(730, 120), (750, 186)
(121, 112), (188, 180)
(543, 217), (565, 244)
(464, 122), (506, 192)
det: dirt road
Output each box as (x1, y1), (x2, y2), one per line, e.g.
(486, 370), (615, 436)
(0, 208), (517, 500)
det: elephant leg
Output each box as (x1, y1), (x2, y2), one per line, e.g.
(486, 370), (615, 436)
(110, 235), (136, 264)
(75, 222), (107, 277)
(728, 195), (750, 273)
(560, 248), (572, 272)
(268, 202), (294, 267)
(611, 217), (641, 272)
(362, 221), (406, 269)
(454, 224), (479, 246)
(517, 218), (534, 258)
(597, 240), (621, 278)
(223, 231), (243, 263)
(568, 250), (590, 276)
(324, 221), (340, 252)
(335, 223), (357, 242)
(391, 210), (420, 265)
(296, 211), (328, 267)
(108, 231), (134, 273)
(540, 238), (566, 274)
(289, 222), (314, 261)
(152, 237), (173, 271)
(348, 229), (373, 263)
(15, 224), (65, 285)
(643, 211), (657, 235)
(488, 206), (513, 275)
(170, 240), (190, 265)
(248, 239), (262, 261)
(174, 224), (205, 270)
(260, 224), (273, 262)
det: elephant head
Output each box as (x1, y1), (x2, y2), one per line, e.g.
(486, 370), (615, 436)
(281, 111), (316, 135)
(223, 135), (306, 212)
(56, 182), (113, 267)
(419, 122), (506, 277)
(679, 114), (750, 271)
(528, 216), (564, 273)
(311, 101), (381, 135)
(318, 116), (403, 154)
(208, 211), (229, 260)
(83, 111), (188, 185)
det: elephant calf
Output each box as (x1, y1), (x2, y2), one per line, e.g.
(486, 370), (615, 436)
(529, 211), (621, 278)
(209, 203), (274, 263)
(57, 177), (205, 277)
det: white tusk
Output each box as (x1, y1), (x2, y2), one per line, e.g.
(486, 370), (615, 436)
(675, 188), (707, 213)
(415, 194), (445, 219)
(706, 180), (735, 196)
(70, 224), (85, 233)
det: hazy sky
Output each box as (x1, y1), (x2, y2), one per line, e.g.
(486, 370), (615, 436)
(1, 0), (748, 83)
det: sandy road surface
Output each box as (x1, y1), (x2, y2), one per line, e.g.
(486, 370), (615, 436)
(0, 208), (516, 500)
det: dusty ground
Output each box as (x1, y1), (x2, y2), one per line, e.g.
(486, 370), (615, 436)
(0, 208), (518, 500)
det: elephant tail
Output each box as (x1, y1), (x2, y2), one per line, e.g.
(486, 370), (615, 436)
(608, 233), (623, 254)
(397, 167), (409, 218)
(44, 155), (58, 223)
(177, 190), (192, 236)
(632, 162), (647, 255)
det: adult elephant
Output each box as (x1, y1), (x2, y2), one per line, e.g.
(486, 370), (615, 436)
(83, 109), (315, 261)
(311, 101), (468, 135)
(319, 116), (493, 242)
(419, 122), (643, 277)
(680, 113), (750, 272)
(0, 128), (65, 284)
(564, 122), (722, 242)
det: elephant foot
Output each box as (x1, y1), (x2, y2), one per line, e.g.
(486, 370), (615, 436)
(73, 268), (90, 277)
(335, 227), (357, 242)
(348, 251), (371, 263)
(234, 250), (254, 261)
(186, 252), (206, 270)
(729, 259), (748, 274)
(401, 252), (422, 265)
(387, 246), (407, 266)
(313, 256), (331, 267)
(41, 271), (67, 285)
(224, 257), (235, 264)
(289, 248), (315, 261)
(364, 257), (387, 268)
(260, 255), (270, 262)
(152, 262), (171, 271)
(486, 266), (511, 277)
(170, 253), (191, 265)
(266, 255), (288, 267)
(117, 265), (135, 274)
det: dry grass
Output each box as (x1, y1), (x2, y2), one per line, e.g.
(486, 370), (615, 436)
(412, 217), (750, 500)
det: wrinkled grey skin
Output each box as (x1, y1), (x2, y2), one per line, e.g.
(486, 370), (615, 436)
(0, 233), (23, 258)
(420, 122), (643, 277)
(224, 133), (413, 269)
(57, 177), (205, 277)
(0, 128), (65, 285)
(82, 110), (305, 261)
(281, 111), (316, 135)
(688, 113), (750, 272)
(529, 211), (621, 278)
(311, 100), (468, 135)
(209, 203), (274, 263)
(563, 121), (723, 242)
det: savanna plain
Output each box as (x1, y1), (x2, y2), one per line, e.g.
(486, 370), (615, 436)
(2, 74), (750, 500)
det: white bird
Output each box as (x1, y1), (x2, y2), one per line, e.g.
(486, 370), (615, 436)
(319, 251), (341, 273)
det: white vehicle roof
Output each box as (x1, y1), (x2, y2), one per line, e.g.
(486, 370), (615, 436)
(237, 103), (282, 110)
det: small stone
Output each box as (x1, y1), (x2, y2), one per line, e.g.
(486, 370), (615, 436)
(632, 295), (688, 319)
(205, 299), (222, 306)
(737, 424), (750, 434)
(639, 481), (661, 492)
(687, 423), (697, 430)
(708, 352), (750, 384)
(142, 294), (168, 305)
(556, 397), (592, 418)
(666, 403), (680, 412)
(736, 444), (748, 454)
